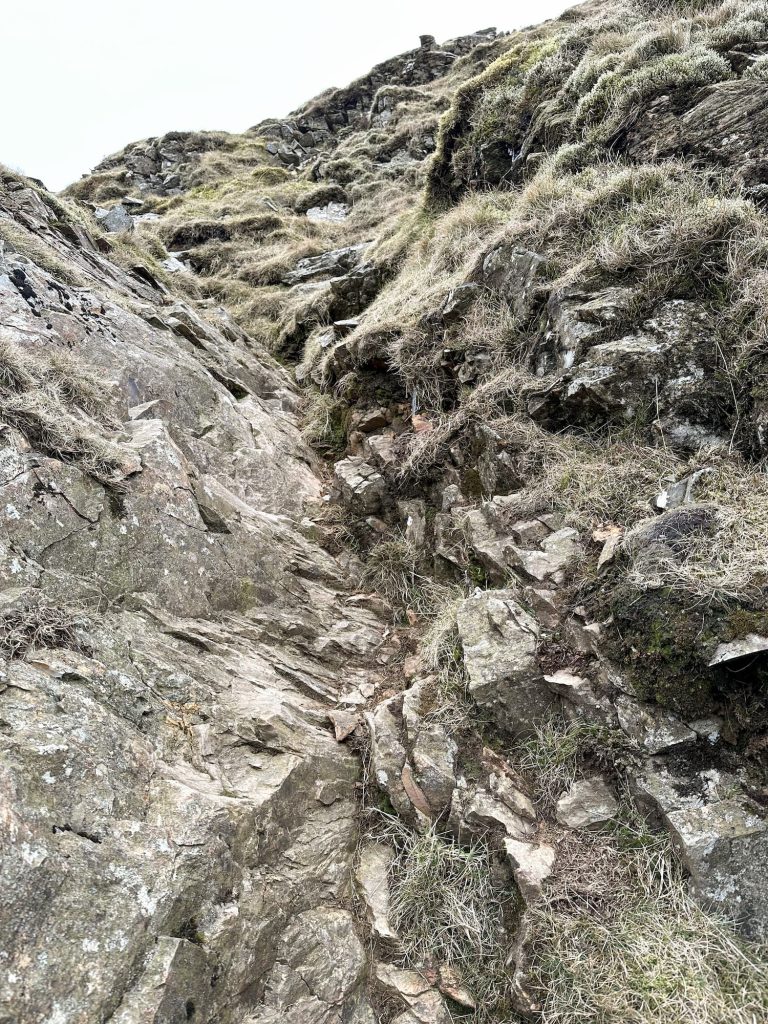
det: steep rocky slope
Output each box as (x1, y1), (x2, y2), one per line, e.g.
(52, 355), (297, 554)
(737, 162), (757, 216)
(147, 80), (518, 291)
(3, 3), (768, 1022)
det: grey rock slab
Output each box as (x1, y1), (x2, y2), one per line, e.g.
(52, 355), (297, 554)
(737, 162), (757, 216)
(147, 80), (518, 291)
(708, 633), (768, 666)
(96, 203), (134, 233)
(488, 772), (537, 820)
(409, 725), (458, 816)
(616, 695), (696, 754)
(402, 680), (458, 814)
(334, 456), (387, 513)
(634, 765), (768, 939)
(451, 787), (534, 840)
(375, 963), (452, 1024)
(283, 243), (369, 285)
(306, 201), (349, 223)
(507, 528), (580, 583)
(481, 246), (545, 318)
(0, 176), (388, 1023)
(365, 697), (410, 818)
(109, 937), (214, 1023)
(355, 843), (398, 942)
(544, 669), (606, 718)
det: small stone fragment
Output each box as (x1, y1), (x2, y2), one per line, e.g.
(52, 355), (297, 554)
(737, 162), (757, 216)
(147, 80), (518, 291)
(556, 777), (618, 829)
(327, 709), (360, 742)
(504, 838), (557, 902)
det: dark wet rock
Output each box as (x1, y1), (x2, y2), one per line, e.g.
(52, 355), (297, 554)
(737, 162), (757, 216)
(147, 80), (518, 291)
(481, 246), (546, 318)
(529, 301), (728, 449)
(534, 284), (635, 376)
(625, 80), (768, 186)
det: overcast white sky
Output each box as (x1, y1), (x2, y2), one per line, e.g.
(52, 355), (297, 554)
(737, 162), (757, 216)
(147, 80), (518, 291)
(3, 0), (575, 192)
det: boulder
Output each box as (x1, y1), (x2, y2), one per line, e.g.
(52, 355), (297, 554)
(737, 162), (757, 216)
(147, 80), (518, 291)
(96, 203), (134, 233)
(529, 301), (726, 450)
(480, 246), (545, 319)
(283, 243), (369, 285)
(635, 766), (768, 940)
(334, 457), (387, 513)
(456, 589), (555, 734)
(375, 963), (452, 1024)
(450, 787), (534, 840)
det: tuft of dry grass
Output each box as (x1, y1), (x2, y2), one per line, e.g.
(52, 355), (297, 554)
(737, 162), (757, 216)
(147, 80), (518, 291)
(372, 814), (516, 1023)
(0, 336), (127, 481)
(623, 457), (768, 602)
(300, 388), (350, 454)
(527, 825), (768, 1024)
(360, 538), (428, 615)
(514, 716), (616, 814)
(0, 604), (91, 659)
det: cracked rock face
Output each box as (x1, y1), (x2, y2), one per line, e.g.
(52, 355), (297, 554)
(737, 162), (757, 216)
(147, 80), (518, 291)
(0, 175), (388, 1024)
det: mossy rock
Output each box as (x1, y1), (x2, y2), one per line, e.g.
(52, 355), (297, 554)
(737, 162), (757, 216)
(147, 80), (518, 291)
(609, 584), (768, 722)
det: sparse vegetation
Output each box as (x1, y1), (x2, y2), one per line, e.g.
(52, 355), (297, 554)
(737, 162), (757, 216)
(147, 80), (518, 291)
(0, 336), (126, 481)
(373, 814), (517, 1023)
(300, 388), (350, 453)
(360, 537), (426, 614)
(515, 716), (617, 813)
(527, 826), (768, 1024)
(0, 604), (91, 658)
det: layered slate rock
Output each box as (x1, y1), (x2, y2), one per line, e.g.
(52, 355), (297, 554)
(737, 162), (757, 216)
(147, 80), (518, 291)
(0, 173), (386, 1024)
(529, 300), (728, 450)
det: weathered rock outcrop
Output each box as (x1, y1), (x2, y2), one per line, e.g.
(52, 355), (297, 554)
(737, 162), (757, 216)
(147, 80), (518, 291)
(0, 172), (389, 1024)
(6, 2), (768, 1019)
